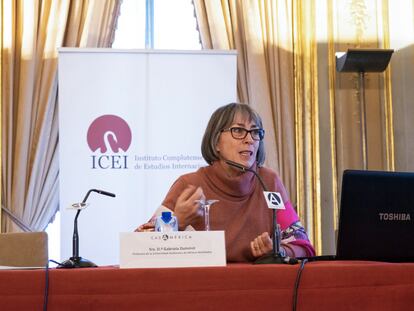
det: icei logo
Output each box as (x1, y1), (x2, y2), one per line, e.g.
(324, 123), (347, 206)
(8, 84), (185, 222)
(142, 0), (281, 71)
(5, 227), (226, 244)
(87, 115), (132, 169)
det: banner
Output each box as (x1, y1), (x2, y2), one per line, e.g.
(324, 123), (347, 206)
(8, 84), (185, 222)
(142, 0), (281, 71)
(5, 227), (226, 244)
(58, 48), (237, 265)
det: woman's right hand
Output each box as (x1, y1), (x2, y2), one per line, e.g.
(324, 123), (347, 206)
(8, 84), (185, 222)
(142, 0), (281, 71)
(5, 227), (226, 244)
(174, 185), (205, 230)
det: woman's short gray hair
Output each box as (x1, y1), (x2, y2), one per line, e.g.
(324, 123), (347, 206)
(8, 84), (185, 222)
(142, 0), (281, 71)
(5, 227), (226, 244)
(201, 103), (266, 166)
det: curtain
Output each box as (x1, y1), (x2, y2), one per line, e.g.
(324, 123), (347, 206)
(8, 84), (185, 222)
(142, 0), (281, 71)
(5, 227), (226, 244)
(291, 0), (321, 252)
(193, 0), (409, 255)
(1, 0), (121, 233)
(193, 0), (297, 211)
(193, 0), (310, 245)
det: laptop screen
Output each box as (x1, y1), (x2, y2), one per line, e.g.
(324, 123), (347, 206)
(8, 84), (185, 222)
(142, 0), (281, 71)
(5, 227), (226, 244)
(336, 169), (414, 262)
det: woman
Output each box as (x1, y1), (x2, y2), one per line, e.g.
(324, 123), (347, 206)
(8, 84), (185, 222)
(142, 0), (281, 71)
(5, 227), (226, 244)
(136, 103), (315, 262)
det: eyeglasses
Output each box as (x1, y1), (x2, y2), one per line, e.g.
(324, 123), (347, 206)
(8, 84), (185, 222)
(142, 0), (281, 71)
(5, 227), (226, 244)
(221, 127), (265, 141)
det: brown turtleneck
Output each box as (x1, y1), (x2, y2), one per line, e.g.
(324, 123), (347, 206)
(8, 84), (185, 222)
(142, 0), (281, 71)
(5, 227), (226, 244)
(162, 162), (302, 262)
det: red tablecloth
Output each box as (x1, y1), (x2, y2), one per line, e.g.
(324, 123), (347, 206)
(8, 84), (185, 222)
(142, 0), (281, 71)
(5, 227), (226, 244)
(1, 261), (414, 310)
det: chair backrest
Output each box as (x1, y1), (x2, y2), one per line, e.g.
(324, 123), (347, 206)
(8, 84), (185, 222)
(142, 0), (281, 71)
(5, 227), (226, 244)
(0, 232), (48, 267)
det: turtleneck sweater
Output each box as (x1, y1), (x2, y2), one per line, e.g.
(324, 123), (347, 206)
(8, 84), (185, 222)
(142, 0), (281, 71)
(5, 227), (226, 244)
(162, 161), (315, 262)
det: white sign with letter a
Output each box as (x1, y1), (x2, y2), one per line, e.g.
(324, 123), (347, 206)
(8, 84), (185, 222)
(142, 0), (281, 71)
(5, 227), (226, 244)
(120, 231), (226, 268)
(263, 192), (285, 210)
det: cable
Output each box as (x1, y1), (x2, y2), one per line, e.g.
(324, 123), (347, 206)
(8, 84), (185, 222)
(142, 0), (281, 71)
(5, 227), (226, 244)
(292, 258), (308, 311)
(43, 259), (64, 310)
(49, 259), (62, 266)
(43, 260), (50, 311)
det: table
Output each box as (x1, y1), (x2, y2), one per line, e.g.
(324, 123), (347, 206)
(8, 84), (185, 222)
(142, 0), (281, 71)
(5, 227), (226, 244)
(1, 261), (414, 310)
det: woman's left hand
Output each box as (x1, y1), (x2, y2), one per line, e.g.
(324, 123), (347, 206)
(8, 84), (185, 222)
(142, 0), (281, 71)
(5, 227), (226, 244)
(134, 221), (155, 232)
(250, 232), (273, 257)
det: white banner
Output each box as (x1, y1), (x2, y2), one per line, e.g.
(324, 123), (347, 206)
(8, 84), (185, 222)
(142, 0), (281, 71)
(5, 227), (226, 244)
(58, 48), (237, 265)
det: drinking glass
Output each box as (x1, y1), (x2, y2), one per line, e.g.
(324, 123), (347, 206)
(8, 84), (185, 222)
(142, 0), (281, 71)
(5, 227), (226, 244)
(195, 199), (219, 231)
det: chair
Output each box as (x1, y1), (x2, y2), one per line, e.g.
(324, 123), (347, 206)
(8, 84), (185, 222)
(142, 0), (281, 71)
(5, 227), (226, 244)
(0, 232), (48, 267)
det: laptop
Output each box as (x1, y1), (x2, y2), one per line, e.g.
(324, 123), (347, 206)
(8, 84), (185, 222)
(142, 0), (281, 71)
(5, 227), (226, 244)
(335, 169), (414, 262)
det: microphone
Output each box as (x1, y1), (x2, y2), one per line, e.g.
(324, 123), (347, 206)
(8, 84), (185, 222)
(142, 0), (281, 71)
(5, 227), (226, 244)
(225, 159), (268, 190)
(225, 160), (297, 264)
(57, 189), (116, 269)
(82, 189), (116, 203)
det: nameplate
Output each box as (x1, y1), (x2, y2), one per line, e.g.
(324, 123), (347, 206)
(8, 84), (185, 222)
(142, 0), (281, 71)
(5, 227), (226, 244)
(119, 231), (226, 268)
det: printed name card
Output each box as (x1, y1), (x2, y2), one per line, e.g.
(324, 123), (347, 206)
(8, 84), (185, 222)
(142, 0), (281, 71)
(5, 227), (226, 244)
(120, 231), (226, 268)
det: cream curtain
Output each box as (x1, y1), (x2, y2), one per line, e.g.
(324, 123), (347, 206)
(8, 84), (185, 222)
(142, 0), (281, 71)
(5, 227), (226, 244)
(193, 0), (311, 245)
(194, 0), (297, 210)
(193, 0), (413, 255)
(1, 0), (121, 232)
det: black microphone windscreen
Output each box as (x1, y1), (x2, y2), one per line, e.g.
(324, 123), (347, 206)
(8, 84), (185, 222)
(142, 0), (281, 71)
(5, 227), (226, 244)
(95, 189), (116, 197)
(224, 160), (248, 172)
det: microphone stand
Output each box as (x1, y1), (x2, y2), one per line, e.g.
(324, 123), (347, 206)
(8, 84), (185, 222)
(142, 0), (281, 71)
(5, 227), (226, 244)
(225, 160), (297, 265)
(58, 189), (116, 269)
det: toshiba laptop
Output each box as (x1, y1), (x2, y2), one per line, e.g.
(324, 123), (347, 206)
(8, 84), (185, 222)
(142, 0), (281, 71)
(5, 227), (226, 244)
(335, 169), (414, 262)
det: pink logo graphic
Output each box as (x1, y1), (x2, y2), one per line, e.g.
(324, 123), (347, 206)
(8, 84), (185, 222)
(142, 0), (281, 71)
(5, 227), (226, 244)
(87, 115), (132, 153)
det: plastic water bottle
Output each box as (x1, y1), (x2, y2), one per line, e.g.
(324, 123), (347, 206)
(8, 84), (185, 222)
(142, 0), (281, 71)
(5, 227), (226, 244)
(155, 211), (178, 232)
